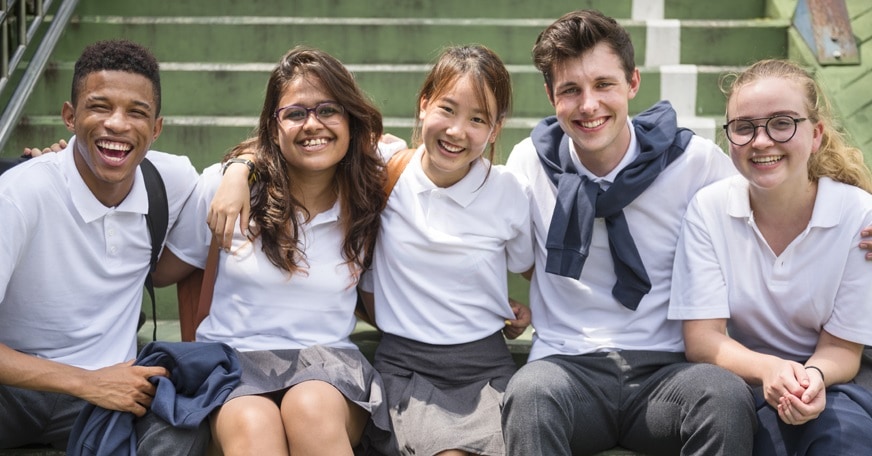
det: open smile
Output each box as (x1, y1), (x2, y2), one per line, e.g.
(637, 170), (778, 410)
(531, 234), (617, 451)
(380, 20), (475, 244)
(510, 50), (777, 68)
(96, 139), (133, 164)
(575, 117), (607, 130)
(299, 137), (332, 151)
(751, 155), (784, 166)
(438, 139), (465, 154)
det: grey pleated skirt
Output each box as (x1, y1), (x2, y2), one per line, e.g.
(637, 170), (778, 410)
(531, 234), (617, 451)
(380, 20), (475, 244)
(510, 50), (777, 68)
(226, 345), (392, 455)
(372, 331), (517, 456)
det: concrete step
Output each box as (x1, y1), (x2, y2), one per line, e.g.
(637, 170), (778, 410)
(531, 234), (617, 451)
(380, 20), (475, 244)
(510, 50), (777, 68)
(73, 0), (764, 21)
(19, 63), (734, 118)
(50, 16), (787, 67)
(9, 59), (733, 169)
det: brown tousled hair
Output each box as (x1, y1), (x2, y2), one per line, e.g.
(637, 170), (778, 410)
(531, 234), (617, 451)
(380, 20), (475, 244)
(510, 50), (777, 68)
(532, 9), (635, 99)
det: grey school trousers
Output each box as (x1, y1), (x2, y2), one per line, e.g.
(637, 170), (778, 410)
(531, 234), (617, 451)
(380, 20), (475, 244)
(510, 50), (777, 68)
(502, 350), (755, 456)
(0, 386), (209, 455)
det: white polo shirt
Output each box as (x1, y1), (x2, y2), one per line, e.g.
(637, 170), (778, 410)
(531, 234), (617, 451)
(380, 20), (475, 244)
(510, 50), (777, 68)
(166, 164), (358, 352)
(669, 176), (872, 360)
(0, 138), (197, 370)
(506, 125), (735, 360)
(364, 146), (534, 345)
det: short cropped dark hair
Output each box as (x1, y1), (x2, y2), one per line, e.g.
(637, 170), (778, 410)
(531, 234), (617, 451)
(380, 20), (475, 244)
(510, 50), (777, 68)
(71, 39), (162, 115)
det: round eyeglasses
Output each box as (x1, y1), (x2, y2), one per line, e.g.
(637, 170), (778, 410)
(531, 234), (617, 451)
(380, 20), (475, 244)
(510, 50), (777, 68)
(722, 115), (807, 146)
(274, 102), (345, 128)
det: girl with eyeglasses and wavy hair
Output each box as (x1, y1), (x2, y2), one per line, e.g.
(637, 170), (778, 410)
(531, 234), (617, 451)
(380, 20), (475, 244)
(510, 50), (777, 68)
(152, 45), (391, 456)
(669, 59), (872, 456)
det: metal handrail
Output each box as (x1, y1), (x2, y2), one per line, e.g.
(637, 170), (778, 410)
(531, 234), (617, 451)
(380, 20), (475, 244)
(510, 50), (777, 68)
(0, 0), (79, 153)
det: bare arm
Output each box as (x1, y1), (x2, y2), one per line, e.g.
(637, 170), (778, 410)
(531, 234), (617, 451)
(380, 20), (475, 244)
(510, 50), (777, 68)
(151, 246), (198, 288)
(683, 319), (805, 408)
(355, 289), (378, 328)
(208, 156), (254, 250)
(777, 330), (862, 425)
(802, 330), (862, 393)
(0, 343), (167, 416)
(520, 267), (533, 281)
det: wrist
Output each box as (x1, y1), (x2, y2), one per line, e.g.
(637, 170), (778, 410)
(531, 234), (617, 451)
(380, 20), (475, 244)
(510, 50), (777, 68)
(805, 365), (826, 385)
(221, 158), (257, 184)
(222, 158), (254, 175)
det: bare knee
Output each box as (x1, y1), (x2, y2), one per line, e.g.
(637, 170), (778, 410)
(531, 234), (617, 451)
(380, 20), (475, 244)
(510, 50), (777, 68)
(212, 396), (287, 455)
(281, 381), (367, 451)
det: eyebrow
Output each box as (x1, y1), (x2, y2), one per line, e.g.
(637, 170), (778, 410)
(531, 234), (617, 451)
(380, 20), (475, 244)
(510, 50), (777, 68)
(733, 110), (802, 120)
(439, 95), (488, 117)
(86, 95), (154, 112)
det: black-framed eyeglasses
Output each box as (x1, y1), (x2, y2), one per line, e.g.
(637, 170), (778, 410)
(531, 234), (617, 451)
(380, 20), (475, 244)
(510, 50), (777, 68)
(274, 101), (345, 128)
(722, 115), (807, 146)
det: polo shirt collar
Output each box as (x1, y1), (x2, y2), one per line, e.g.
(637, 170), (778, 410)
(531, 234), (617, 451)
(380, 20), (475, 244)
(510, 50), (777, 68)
(63, 137), (150, 224)
(726, 175), (839, 229)
(306, 199), (341, 227)
(408, 145), (488, 207)
(808, 177), (840, 229)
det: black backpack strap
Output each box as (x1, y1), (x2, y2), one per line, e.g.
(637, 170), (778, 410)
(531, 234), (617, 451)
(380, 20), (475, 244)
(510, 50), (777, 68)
(140, 158), (168, 341)
(0, 155), (30, 175)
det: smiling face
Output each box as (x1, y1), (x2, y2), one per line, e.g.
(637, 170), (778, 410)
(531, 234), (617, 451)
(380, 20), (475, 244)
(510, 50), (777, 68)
(548, 42), (640, 176)
(272, 75), (350, 181)
(418, 74), (500, 188)
(63, 70), (162, 207)
(726, 76), (823, 194)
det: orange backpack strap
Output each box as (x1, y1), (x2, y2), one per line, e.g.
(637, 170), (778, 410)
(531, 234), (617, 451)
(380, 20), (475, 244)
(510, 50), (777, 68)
(383, 148), (415, 197)
(176, 236), (220, 341)
(354, 148), (416, 327)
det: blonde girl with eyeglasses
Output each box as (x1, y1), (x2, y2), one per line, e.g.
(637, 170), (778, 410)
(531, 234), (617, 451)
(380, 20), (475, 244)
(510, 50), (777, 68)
(669, 59), (872, 456)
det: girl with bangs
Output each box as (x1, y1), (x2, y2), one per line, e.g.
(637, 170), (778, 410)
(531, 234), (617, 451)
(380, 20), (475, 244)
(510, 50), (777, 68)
(358, 45), (534, 456)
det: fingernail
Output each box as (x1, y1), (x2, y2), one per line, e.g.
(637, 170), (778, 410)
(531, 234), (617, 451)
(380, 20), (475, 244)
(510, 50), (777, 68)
(505, 320), (512, 326)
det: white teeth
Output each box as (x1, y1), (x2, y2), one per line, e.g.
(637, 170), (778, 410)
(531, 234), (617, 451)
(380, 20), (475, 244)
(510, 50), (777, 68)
(301, 138), (328, 147)
(580, 118), (606, 128)
(96, 140), (132, 152)
(439, 140), (463, 153)
(752, 156), (782, 165)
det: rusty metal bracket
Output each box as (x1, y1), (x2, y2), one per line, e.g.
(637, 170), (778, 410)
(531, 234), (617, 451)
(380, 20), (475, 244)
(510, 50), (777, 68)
(793, 0), (859, 65)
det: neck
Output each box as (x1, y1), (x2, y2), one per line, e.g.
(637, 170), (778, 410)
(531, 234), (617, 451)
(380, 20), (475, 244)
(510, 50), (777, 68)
(288, 167), (338, 217)
(750, 178), (817, 255)
(73, 150), (133, 207)
(575, 124), (631, 177)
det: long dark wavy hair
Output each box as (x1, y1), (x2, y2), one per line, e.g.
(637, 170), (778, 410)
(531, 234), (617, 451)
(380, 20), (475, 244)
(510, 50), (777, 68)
(227, 46), (386, 276)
